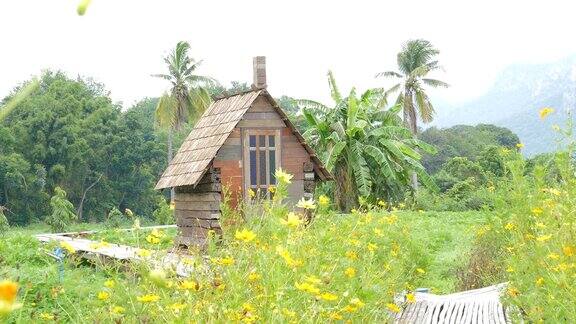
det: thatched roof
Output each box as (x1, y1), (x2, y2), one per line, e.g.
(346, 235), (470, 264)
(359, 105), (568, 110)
(155, 89), (331, 190)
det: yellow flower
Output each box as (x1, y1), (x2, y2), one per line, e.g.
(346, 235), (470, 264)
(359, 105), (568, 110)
(0, 280), (19, 304)
(563, 245), (575, 257)
(318, 195), (330, 207)
(416, 268), (426, 274)
(296, 197), (316, 210)
(280, 212), (303, 228)
(367, 243), (378, 252)
(39, 313), (55, 320)
(60, 241), (76, 254)
(386, 303), (401, 313)
(350, 297), (365, 308)
(304, 275), (322, 285)
(516, 143), (524, 148)
(151, 228), (164, 238)
(275, 168), (293, 184)
(169, 202), (175, 210)
(104, 280), (115, 289)
(169, 302), (187, 312)
(539, 107), (554, 119)
(377, 200), (386, 207)
(125, 208), (133, 217)
(507, 287), (520, 297)
(536, 235), (552, 242)
(329, 312), (343, 320)
(248, 188), (256, 198)
(532, 207), (544, 215)
(295, 281), (320, 294)
(344, 267), (356, 278)
(276, 246), (303, 268)
(110, 305), (125, 315)
(282, 308), (296, 318)
(406, 293), (416, 303)
(146, 235), (160, 244)
(136, 249), (151, 257)
(506, 266), (515, 273)
(345, 250), (358, 260)
(248, 272), (261, 282)
(235, 229), (256, 242)
(317, 292), (338, 301)
(179, 280), (200, 291)
(268, 185), (276, 193)
(504, 223), (516, 231)
(212, 256), (235, 266)
(97, 291), (110, 301)
(137, 294), (160, 303)
(535, 222), (546, 229)
(536, 277), (545, 286)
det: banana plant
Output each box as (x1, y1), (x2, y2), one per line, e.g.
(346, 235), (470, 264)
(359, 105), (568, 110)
(300, 72), (437, 211)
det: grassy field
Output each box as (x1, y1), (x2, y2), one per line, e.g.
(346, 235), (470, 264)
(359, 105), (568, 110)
(1, 211), (488, 322)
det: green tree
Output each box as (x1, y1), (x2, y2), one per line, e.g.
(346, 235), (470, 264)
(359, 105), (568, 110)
(153, 41), (213, 202)
(300, 72), (437, 211)
(46, 187), (77, 232)
(377, 39), (448, 134)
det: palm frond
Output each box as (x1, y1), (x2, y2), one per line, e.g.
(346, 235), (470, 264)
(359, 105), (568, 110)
(296, 99), (329, 112)
(375, 71), (403, 79)
(414, 86), (434, 123)
(422, 78), (449, 88)
(155, 93), (178, 129)
(327, 71), (342, 104)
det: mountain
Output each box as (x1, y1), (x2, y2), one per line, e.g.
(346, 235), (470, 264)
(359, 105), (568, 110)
(435, 56), (576, 156)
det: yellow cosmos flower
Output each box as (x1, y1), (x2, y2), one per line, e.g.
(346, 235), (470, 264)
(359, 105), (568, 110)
(377, 200), (386, 207)
(367, 243), (378, 252)
(137, 294), (160, 303)
(532, 207), (544, 215)
(386, 303), (401, 313)
(296, 197), (316, 210)
(507, 287), (520, 297)
(536, 277), (545, 286)
(504, 223), (516, 231)
(235, 229), (256, 242)
(344, 267), (356, 278)
(282, 308), (296, 318)
(350, 297), (365, 308)
(506, 266), (515, 273)
(276, 246), (303, 268)
(516, 143), (524, 148)
(539, 107), (554, 119)
(329, 312), (343, 320)
(97, 291), (110, 301)
(563, 245), (575, 257)
(169, 302), (187, 312)
(60, 241), (76, 254)
(0, 280), (18, 304)
(275, 168), (293, 184)
(268, 185), (276, 193)
(317, 292), (338, 301)
(304, 275), (322, 285)
(416, 268), (426, 274)
(248, 188), (256, 198)
(345, 250), (358, 260)
(406, 293), (416, 303)
(318, 195), (330, 207)
(179, 280), (200, 291)
(146, 235), (160, 244)
(280, 212), (303, 228)
(212, 256), (235, 266)
(110, 305), (125, 315)
(295, 281), (320, 294)
(248, 272), (261, 282)
(104, 280), (115, 288)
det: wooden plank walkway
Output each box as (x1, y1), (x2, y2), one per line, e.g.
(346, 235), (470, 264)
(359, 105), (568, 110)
(394, 283), (510, 324)
(35, 225), (197, 278)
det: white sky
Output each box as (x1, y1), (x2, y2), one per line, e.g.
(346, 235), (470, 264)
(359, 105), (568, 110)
(1, 0), (576, 109)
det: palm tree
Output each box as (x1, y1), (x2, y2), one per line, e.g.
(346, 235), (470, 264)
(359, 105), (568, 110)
(300, 72), (437, 211)
(153, 41), (213, 201)
(377, 39), (448, 134)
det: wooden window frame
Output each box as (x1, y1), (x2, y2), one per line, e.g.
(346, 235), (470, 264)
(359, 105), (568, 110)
(242, 129), (281, 200)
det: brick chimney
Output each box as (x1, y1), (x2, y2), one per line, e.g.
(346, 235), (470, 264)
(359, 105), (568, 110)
(252, 56), (267, 89)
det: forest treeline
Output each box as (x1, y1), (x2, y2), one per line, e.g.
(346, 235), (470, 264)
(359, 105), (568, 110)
(0, 71), (526, 225)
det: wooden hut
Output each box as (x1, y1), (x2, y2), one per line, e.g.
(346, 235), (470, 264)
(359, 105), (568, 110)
(155, 57), (332, 248)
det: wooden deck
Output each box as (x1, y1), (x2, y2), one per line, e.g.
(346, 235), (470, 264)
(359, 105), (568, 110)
(395, 283), (510, 324)
(35, 225), (197, 278)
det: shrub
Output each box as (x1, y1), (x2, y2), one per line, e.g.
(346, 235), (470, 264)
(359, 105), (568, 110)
(105, 207), (123, 229)
(152, 199), (174, 225)
(45, 187), (77, 233)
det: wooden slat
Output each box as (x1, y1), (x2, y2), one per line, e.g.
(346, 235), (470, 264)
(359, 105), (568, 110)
(176, 201), (220, 211)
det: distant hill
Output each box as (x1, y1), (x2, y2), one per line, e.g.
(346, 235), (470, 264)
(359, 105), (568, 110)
(435, 56), (576, 156)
